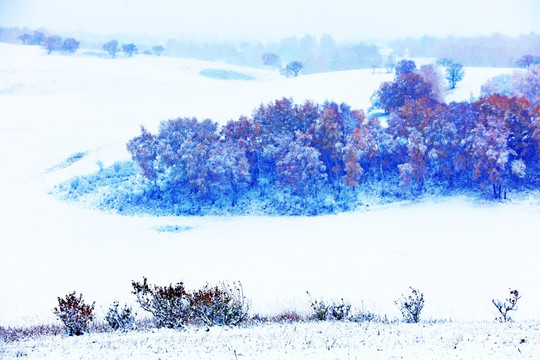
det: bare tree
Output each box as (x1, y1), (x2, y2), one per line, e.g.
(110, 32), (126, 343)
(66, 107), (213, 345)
(492, 289), (520, 322)
(446, 62), (465, 89)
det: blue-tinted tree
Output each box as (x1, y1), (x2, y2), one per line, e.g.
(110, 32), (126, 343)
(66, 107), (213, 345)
(152, 45), (164, 56)
(286, 61), (303, 77)
(122, 43), (138, 57)
(103, 40), (119, 58)
(42, 35), (62, 54)
(276, 132), (327, 194)
(446, 62), (465, 89)
(29, 31), (45, 45)
(262, 52), (281, 68)
(62, 38), (80, 53)
(395, 59), (417, 75)
(18, 33), (31, 45)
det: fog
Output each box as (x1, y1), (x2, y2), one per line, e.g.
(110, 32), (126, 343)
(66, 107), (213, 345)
(1, 0), (539, 42)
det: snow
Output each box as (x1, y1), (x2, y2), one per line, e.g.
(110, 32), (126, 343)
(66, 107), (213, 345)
(2, 321), (539, 359)
(1, 41), (540, 342)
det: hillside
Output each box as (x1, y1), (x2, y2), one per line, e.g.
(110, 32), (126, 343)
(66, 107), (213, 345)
(0, 42), (538, 331)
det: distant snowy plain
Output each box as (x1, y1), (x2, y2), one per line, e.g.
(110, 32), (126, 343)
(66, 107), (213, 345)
(0, 43), (539, 358)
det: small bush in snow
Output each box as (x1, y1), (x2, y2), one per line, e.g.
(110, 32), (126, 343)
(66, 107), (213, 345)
(307, 292), (351, 321)
(53, 291), (95, 336)
(190, 282), (249, 326)
(492, 289), (521, 322)
(131, 277), (190, 329)
(395, 287), (425, 323)
(105, 302), (135, 331)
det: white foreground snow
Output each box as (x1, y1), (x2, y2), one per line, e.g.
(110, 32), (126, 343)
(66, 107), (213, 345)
(2, 321), (539, 360)
(0, 42), (539, 337)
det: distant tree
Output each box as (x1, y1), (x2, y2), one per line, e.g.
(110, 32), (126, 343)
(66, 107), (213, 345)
(29, 31), (45, 45)
(437, 58), (453, 67)
(385, 54), (397, 73)
(517, 54), (538, 68)
(262, 52), (281, 68)
(61, 38), (80, 53)
(445, 62), (465, 89)
(152, 45), (164, 56)
(103, 40), (119, 58)
(122, 43), (138, 57)
(286, 60), (303, 77)
(42, 35), (62, 54)
(395, 59), (416, 75)
(18, 33), (31, 45)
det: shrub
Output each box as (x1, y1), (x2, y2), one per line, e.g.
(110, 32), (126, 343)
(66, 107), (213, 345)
(492, 289), (521, 322)
(395, 287), (424, 323)
(190, 282), (249, 326)
(106, 302), (135, 331)
(53, 291), (95, 336)
(270, 310), (307, 323)
(307, 292), (351, 321)
(131, 277), (191, 329)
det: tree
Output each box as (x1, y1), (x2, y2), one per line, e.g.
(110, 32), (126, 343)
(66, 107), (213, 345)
(511, 65), (540, 107)
(29, 31), (44, 45)
(395, 59), (416, 75)
(262, 52), (281, 68)
(445, 62), (465, 89)
(275, 132), (327, 194)
(61, 38), (80, 53)
(492, 289), (520, 322)
(286, 60), (303, 77)
(103, 40), (119, 58)
(517, 54), (538, 68)
(419, 64), (446, 103)
(372, 72), (434, 113)
(18, 33), (31, 45)
(42, 35), (62, 54)
(385, 54), (397, 73)
(152, 45), (164, 56)
(122, 43), (138, 57)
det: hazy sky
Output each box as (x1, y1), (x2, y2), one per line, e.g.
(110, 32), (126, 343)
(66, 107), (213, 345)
(1, 0), (539, 41)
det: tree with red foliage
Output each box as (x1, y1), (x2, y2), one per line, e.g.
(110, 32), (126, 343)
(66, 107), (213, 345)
(470, 94), (540, 198)
(252, 98), (319, 143)
(221, 116), (261, 183)
(126, 126), (158, 179)
(373, 72), (434, 113)
(312, 107), (345, 181)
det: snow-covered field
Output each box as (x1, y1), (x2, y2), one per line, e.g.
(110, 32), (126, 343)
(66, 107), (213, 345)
(1, 42), (539, 357)
(2, 321), (540, 359)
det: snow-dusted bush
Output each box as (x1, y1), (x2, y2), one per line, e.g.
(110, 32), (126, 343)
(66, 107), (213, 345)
(307, 292), (351, 321)
(105, 302), (135, 332)
(190, 282), (249, 326)
(395, 287), (425, 323)
(492, 289), (521, 322)
(53, 292), (95, 336)
(131, 277), (191, 329)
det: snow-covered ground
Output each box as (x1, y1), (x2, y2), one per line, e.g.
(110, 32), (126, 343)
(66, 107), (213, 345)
(2, 321), (539, 359)
(0, 41), (539, 340)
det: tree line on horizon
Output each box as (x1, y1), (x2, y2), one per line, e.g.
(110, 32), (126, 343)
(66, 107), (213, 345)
(2, 26), (539, 73)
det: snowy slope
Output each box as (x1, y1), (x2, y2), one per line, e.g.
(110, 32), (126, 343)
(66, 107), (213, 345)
(0, 42), (539, 330)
